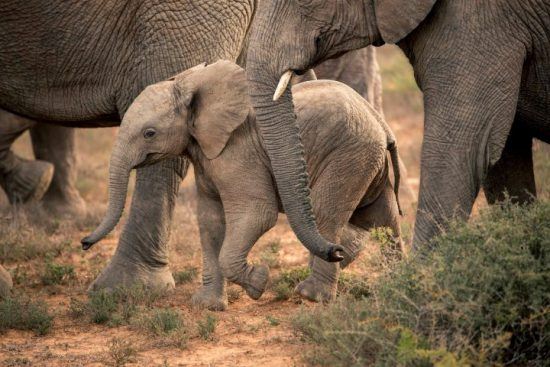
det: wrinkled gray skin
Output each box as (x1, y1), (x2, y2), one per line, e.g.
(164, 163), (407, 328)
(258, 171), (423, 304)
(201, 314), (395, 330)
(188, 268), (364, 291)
(85, 61), (403, 308)
(0, 0), (387, 298)
(0, 1), (258, 297)
(246, 0), (550, 249)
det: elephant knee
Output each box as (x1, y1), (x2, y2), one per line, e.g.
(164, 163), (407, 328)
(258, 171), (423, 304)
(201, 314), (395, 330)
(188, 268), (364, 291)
(218, 253), (245, 282)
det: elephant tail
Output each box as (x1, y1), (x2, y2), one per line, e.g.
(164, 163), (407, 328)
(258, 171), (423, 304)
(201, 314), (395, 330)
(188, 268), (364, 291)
(388, 139), (403, 216)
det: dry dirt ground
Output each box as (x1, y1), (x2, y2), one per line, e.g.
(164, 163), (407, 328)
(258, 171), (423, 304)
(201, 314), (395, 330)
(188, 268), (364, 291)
(1, 46), (548, 366)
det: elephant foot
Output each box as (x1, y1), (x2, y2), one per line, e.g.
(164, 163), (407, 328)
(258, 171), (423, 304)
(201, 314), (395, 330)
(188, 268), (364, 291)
(191, 287), (228, 311)
(0, 265), (13, 299)
(0, 157), (53, 204)
(88, 257), (175, 293)
(42, 191), (87, 218)
(295, 276), (336, 303)
(242, 265), (269, 300)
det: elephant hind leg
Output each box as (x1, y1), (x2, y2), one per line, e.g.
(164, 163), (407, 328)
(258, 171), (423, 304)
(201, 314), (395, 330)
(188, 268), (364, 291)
(30, 124), (86, 217)
(350, 179), (404, 259)
(0, 110), (53, 204)
(484, 122), (536, 205)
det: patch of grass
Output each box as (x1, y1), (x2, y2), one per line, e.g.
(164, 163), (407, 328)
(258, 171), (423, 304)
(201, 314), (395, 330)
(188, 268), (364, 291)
(197, 313), (217, 341)
(0, 296), (53, 335)
(266, 315), (280, 326)
(336, 272), (370, 300)
(292, 201), (550, 366)
(105, 337), (137, 367)
(41, 261), (75, 285)
(272, 267), (311, 301)
(70, 283), (164, 325)
(135, 307), (190, 349)
(260, 240), (281, 269)
(173, 267), (198, 285)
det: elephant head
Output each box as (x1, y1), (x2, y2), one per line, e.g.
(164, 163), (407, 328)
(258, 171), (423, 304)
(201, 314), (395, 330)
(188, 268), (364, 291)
(82, 61), (252, 249)
(246, 0), (436, 261)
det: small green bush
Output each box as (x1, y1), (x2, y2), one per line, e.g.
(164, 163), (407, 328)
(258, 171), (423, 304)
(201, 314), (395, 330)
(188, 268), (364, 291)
(293, 202), (550, 366)
(41, 261), (75, 285)
(260, 241), (281, 268)
(70, 283), (164, 325)
(174, 267), (198, 285)
(135, 307), (190, 349)
(197, 313), (217, 341)
(0, 296), (53, 335)
(106, 337), (137, 367)
(272, 267), (311, 301)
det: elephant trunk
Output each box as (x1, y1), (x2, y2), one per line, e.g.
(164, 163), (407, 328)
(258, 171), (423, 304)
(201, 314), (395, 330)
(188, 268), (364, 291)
(81, 142), (134, 250)
(247, 28), (343, 263)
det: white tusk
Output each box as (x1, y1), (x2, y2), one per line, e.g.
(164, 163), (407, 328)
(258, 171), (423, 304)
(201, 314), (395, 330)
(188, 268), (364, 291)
(273, 70), (294, 101)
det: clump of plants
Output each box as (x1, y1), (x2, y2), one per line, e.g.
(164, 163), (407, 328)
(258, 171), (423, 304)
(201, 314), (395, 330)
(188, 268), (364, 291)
(0, 295), (53, 335)
(293, 201), (550, 366)
(271, 267), (311, 301)
(41, 261), (75, 285)
(197, 313), (218, 341)
(134, 307), (190, 349)
(69, 283), (164, 325)
(173, 267), (198, 285)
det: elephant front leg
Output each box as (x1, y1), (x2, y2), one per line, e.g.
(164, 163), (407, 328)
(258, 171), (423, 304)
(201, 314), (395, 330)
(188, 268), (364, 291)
(411, 43), (525, 248)
(89, 157), (188, 292)
(30, 124), (86, 217)
(191, 192), (227, 311)
(218, 204), (278, 301)
(0, 264), (13, 299)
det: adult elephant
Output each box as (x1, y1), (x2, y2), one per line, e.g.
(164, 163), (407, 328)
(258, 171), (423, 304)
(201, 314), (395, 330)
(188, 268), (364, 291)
(0, 0), (262, 296)
(1, 0), (393, 296)
(246, 0), (550, 248)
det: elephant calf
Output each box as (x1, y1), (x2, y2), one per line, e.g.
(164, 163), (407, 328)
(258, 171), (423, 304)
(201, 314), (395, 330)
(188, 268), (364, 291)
(83, 61), (403, 310)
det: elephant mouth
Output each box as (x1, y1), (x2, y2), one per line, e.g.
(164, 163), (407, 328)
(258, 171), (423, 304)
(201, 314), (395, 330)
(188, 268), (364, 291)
(134, 153), (173, 169)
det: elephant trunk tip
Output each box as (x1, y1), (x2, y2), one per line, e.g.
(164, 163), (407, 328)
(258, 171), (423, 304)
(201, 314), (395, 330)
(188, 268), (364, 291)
(325, 245), (345, 262)
(81, 236), (97, 251)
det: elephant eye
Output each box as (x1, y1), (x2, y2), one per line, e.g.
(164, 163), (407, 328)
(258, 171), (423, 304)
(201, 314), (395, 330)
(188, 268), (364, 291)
(143, 128), (156, 139)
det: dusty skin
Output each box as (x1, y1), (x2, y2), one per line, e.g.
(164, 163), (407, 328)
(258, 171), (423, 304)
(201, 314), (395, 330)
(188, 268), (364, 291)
(1, 47), (548, 366)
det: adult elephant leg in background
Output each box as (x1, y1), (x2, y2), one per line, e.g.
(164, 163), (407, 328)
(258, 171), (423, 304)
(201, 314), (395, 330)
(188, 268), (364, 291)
(90, 157), (188, 291)
(484, 122), (536, 205)
(0, 264), (12, 298)
(0, 110), (53, 204)
(30, 124), (87, 217)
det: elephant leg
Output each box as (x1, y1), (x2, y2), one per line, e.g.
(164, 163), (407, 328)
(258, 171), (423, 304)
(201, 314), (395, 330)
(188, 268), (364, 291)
(484, 123), (535, 204)
(411, 44), (525, 249)
(191, 191), (227, 311)
(218, 202), (278, 301)
(89, 157), (188, 292)
(350, 180), (404, 259)
(0, 264), (13, 299)
(0, 111), (53, 204)
(30, 124), (86, 217)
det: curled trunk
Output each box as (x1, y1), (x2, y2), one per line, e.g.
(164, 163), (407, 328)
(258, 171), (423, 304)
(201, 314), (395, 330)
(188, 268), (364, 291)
(81, 145), (133, 250)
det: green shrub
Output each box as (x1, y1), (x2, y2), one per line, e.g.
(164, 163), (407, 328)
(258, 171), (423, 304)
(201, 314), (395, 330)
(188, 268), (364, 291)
(272, 267), (311, 301)
(0, 296), (53, 335)
(197, 313), (217, 341)
(41, 261), (75, 285)
(70, 283), (164, 325)
(106, 337), (137, 367)
(260, 241), (281, 268)
(293, 202), (550, 366)
(174, 267), (198, 285)
(135, 307), (190, 349)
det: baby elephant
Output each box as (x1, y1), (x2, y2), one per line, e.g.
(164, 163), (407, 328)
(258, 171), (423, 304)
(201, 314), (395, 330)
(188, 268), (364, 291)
(83, 60), (403, 310)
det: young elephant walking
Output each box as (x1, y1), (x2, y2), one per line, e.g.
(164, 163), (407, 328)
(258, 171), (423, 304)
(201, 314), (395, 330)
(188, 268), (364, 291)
(83, 61), (402, 310)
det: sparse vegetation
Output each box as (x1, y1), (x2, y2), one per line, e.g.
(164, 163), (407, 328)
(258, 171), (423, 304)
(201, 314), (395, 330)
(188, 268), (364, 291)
(69, 283), (164, 325)
(0, 295), (53, 335)
(272, 267), (311, 301)
(293, 202), (550, 366)
(173, 267), (198, 285)
(260, 240), (281, 268)
(105, 338), (137, 367)
(41, 261), (75, 285)
(134, 307), (190, 349)
(197, 313), (218, 341)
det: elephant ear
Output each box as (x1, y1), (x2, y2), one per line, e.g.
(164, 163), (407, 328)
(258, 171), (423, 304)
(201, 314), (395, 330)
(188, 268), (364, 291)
(176, 60), (250, 159)
(375, 0), (438, 43)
